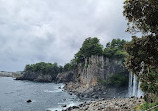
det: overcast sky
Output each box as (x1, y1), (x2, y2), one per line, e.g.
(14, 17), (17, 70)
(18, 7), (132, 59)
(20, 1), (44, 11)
(0, 0), (132, 72)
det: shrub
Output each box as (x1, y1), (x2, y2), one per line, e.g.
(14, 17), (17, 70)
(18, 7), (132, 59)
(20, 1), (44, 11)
(98, 74), (129, 88)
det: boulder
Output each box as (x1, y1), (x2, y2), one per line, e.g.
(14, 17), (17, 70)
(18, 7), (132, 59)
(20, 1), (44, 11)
(26, 100), (32, 103)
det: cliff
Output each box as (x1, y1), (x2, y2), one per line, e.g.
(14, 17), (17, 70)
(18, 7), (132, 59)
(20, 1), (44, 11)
(63, 55), (128, 94)
(16, 71), (53, 82)
(56, 71), (74, 83)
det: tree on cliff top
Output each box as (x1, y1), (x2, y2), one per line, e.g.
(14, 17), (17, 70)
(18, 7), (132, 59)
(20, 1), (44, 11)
(74, 37), (103, 63)
(24, 62), (60, 80)
(123, 0), (158, 95)
(104, 39), (127, 58)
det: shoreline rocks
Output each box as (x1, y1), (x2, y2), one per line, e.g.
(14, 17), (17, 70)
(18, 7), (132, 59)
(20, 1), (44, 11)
(64, 82), (129, 100)
(26, 100), (32, 103)
(15, 74), (53, 83)
(64, 97), (144, 111)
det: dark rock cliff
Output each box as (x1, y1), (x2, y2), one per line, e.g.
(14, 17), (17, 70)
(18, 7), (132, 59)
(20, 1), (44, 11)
(16, 71), (52, 82)
(63, 55), (128, 93)
(56, 71), (74, 83)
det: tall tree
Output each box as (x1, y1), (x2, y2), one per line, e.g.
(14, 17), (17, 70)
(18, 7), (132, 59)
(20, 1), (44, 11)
(74, 37), (103, 63)
(123, 0), (158, 95)
(123, 0), (158, 35)
(104, 39), (127, 58)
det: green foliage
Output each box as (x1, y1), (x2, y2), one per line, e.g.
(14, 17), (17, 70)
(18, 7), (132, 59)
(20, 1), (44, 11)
(64, 63), (72, 72)
(63, 59), (78, 72)
(123, 0), (158, 97)
(123, 0), (158, 34)
(124, 35), (158, 94)
(98, 74), (129, 88)
(109, 39), (127, 49)
(74, 37), (103, 63)
(140, 71), (158, 94)
(58, 65), (64, 73)
(104, 39), (127, 58)
(24, 62), (61, 80)
(140, 100), (158, 111)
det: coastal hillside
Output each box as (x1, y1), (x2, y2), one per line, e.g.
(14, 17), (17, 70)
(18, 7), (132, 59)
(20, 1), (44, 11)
(16, 62), (63, 82)
(17, 38), (129, 90)
(57, 38), (129, 96)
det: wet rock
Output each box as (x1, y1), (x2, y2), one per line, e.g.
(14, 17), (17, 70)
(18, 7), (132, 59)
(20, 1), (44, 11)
(131, 96), (135, 98)
(26, 100), (32, 103)
(62, 104), (67, 107)
(95, 95), (99, 99)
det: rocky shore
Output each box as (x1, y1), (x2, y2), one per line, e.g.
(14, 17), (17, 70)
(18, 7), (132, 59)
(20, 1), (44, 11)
(63, 82), (144, 111)
(64, 82), (129, 99)
(64, 97), (144, 111)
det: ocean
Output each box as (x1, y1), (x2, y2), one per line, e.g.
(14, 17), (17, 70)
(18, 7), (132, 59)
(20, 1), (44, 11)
(0, 77), (82, 111)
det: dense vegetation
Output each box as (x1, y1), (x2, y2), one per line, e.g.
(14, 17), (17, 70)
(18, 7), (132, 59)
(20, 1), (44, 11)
(62, 37), (128, 75)
(98, 74), (129, 88)
(104, 39), (127, 58)
(24, 62), (63, 80)
(74, 37), (103, 63)
(123, 0), (158, 108)
(23, 37), (128, 84)
(140, 99), (158, 111)
(74, 37), (127, 63)
(123, 0), (158, 34)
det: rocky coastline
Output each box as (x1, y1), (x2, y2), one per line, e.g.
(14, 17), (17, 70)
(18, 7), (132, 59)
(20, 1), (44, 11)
(15, 55), (146, 111)
(15, 72), (53, 82)
(63, 82), (129, 99)
(16, 73), (145, 111)
(61, 82), (145, 111)
(63, 97), (144, 111)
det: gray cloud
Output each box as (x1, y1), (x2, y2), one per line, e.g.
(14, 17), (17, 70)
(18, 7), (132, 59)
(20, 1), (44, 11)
(0, 0), (131, 71)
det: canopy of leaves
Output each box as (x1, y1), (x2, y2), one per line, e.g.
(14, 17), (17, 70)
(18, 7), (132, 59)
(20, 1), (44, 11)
(123, 0), (158, 34)
(24, 62), (62, 80)
(74, 37), (103, 63)
(63, 63), (75, 72)
(104, 39), (127, 58)
(124, 35), (158, 94)
(123, 0), (158, 96)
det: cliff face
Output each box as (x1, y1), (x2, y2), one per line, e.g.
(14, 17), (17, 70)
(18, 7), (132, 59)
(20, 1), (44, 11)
(76, 55), (105, 88)
(56, 71), (74, 83)
(16, 71), (52, 82)
(104, 57), (127, 79)
(64, 55), (128, 92)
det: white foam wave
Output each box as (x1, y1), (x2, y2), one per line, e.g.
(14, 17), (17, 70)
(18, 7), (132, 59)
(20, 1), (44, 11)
(44, 90), (62, 93)
(48, 101), (82, 111)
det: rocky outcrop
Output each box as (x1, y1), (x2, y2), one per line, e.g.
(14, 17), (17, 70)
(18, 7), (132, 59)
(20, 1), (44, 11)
(104, 57), (127, 79)
(56, 71), (74, 83)
(16, 71), (53, 82)
(64, 55), (128, 93)
(34, 74), (52, 82)
(64, 97), (144, 111)
(77, 55), (105, 88)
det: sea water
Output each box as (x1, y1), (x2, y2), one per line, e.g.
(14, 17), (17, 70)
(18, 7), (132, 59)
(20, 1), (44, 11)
(0, 77), (82, 111)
